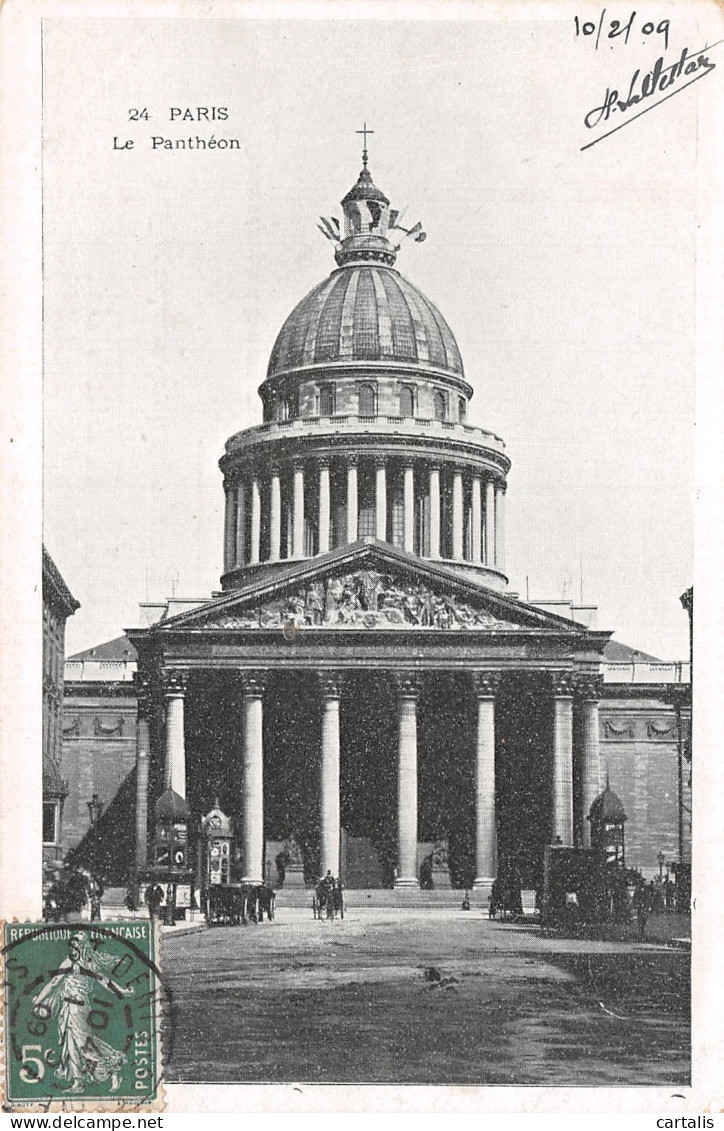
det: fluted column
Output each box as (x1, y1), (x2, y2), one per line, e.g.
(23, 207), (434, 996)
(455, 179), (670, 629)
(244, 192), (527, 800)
(575, 675), (603, 848)
(134, 674), (152, 883)
(250, 476), (261, 565)
(551, 674), (574, 846)
(395, 674), (421, 888)
(452, 468), (464, 560)
(472, 672), (499, 894)
(269, 468), (281, 562)
(471, 476), (482, 565)
(318, 459), (331, 555)
(163, 671), (187, 799)
(318, 673), (342, 877)
(240, 672), (266, 884)
(223, 484), (235, 573)
(428, 465), (441, 559)
(495, 484), (506, 572)
(484, 479), (495, 566)
(346, 457), (358, 544)
(403, 463), (415, 553)
(375, 458), (387, 541)
(292, 463), (305, 558)
(235, 480), (246, 567)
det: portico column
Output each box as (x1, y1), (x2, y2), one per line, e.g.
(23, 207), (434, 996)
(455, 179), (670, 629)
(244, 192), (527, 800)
(551, 674), (574, 846)
(403, 463), (415, 553)
(292, 463), (305, 558)
(318, 673), (342, 877)
(375, 458), (387, 541)
(223, 484), (235, 573)
(472, 672), (500, 895)
(163, 671), (187, 799)
(240, 672), (266, 884)
(495, 484), (506, 572)
(428, 465), (441, 559)
(452, 468), (464, 560)
(133, 674), (152, 885)
(235, 480), (246, 567)
(250, 476), (261, 565)
(346, 457), (358, 543)
(318, 460), (331, 555)
(484, 479), (495, 566)
(576, 675), (603, 848)
(269, 467), (281, 562)
(395, 674), (421, 888)
(471, 476), (482, 565)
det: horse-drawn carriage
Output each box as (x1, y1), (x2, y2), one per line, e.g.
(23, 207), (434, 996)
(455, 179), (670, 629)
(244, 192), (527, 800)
(204, 882), (275, 927)
(312, 878), (344, 920)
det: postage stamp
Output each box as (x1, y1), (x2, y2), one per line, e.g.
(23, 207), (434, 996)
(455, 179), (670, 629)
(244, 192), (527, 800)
(2, 921), (163, 1110)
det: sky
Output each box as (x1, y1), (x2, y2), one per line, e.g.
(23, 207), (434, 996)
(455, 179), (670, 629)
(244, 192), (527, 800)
(40, 12), (706, 660)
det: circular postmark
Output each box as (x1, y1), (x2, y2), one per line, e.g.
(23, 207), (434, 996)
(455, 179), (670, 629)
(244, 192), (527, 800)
(3, 921), (163, 1105)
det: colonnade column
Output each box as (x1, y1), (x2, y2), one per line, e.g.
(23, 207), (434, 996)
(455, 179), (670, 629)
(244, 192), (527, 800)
(403, 463), (415, 553)
(484, 479), (495, 566)
(428, 466), (441, 559)
(471, 476), (482, 565)
(163, 671), (187, 799)
(472, 672), (499, 896)
(240, 672), (266, 884)
(452, 468), (464, 560)
(346, 458), (358, 544)
(133, 673), (152, 886)
(223, 484), (235, 573)
(495, 484), (506, 572)
(395, 674), (421, 888)
(235, 480), (246, 567)
(250, 477), (261, 565)
(318, 460), (331, 555)
(269, 468), (281, 563)
(292, 463), (305, 559)
(318, 673), (342, 877)
(575, 675), (603, 847)
(551, 674), (574, 845)
(375, 458), (387, 541)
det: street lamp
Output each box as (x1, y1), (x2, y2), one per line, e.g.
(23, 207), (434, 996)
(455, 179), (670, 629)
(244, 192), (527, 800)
(657, 851), (665, 881)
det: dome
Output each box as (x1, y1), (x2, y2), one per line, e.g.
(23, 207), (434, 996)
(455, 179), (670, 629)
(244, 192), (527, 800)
(155, 788), (190, 823)
(266, 264), (464, 380)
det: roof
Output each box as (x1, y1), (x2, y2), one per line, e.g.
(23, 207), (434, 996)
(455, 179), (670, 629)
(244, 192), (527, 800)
(589, 785), (628, 823)
(266, 264), (464, 380)
(603, 639), (663, 663)
(68, 635), (138, 662)
(42, 547), (80, 619)
(341, 166), (390, 207)
(155, 789), (190, 822)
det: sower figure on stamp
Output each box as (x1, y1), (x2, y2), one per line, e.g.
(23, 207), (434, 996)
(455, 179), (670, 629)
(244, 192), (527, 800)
(32, 933), (134, 1093)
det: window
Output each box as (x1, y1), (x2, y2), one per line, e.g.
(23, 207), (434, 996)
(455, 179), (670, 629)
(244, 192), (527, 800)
(399, 385), (415, 417)
(434, 391), (447, 421)
(43, 802), (58, 844)
(319, 384), (336, 416)
(358, 383), (376, 416)
(458, 397), (467, 423)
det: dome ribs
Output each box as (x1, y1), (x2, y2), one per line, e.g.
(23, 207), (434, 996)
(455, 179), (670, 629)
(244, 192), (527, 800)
(427, 298), (464, 376)
(377, 268), (418, 363)
(338, 268), (362, 359)
(313, 271), (352, 363)
(370, 269), (395, 358)
(352, 267), (380, 360)
(396, 275), (431, 364)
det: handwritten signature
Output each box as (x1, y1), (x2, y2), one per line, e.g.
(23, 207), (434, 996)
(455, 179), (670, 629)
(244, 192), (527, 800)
(585, 46), (715, 131)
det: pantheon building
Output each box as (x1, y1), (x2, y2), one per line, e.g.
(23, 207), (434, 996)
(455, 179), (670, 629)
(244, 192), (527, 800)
(127, 148), (623, 896)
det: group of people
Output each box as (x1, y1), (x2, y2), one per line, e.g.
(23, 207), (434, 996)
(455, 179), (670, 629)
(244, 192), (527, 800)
(314, 870), (344, 919)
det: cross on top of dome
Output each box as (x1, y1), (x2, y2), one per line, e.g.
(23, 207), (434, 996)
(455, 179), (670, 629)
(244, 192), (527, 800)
(356, 121), (374, 168)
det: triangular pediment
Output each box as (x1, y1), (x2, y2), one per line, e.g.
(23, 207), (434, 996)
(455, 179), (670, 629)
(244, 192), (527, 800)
(154, 541), (586, 634)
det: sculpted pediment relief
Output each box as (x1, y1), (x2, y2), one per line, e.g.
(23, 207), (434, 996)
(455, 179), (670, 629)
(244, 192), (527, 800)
(198, 570), (522, 631)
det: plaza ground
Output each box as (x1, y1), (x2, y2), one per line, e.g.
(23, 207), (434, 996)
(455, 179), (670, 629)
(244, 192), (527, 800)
(160, 902), (690, 1086)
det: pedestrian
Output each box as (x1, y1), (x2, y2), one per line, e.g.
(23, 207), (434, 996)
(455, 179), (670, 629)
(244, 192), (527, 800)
(461, 891), (470, 911)
(633, 882), (649, 937)
(145, 882), (164, 921)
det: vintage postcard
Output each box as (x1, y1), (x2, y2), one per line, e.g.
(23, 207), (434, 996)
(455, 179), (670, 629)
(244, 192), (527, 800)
(1, 0), (723, 1116)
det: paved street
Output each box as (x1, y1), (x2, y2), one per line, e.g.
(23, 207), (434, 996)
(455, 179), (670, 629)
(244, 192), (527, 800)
(160, 906), (689, 1086)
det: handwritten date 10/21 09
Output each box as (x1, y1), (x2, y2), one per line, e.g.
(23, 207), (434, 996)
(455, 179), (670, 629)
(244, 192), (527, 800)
(574, 11), (670, 51)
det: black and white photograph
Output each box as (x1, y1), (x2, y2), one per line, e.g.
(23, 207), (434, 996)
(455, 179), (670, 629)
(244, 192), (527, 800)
(2, 0), (723, 1115)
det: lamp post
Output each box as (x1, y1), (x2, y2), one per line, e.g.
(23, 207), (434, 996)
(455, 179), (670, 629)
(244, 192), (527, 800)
(657, 851), (665, 881)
